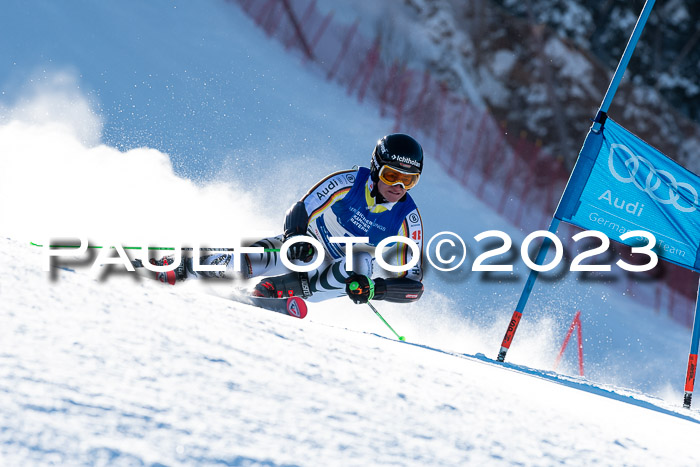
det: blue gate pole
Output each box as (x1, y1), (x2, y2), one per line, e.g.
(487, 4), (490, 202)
(683, 279), (700, 408)
(497, 218), (560, 362)
(592, 0), (656, 132)
(496, 0), (656, 363)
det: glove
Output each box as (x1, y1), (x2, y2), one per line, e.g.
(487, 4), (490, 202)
(345, 274), (375, 304)
(285, 236), (315, 263)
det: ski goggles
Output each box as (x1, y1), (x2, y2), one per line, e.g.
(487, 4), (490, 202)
(378, 165), (420, 190)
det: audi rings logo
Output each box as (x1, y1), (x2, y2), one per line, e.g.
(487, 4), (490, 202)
(608, 143), (698, 213)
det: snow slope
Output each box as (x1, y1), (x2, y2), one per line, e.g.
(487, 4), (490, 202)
(1, 1), (699, 465)
(3, 237), (700, 466)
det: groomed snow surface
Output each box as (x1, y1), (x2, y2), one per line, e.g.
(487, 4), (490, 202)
(3, 238), (700, 466)
(2, 1), (700, 465)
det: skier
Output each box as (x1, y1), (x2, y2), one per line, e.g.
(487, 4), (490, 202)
(156, 133), (425, 305)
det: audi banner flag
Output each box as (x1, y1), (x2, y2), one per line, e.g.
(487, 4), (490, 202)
(555, 118), (700, 273)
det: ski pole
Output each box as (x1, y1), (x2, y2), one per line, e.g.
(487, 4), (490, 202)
(347, 281), (404, 341)
(367, 302), (406, 342)
(31, 242), (279, 252)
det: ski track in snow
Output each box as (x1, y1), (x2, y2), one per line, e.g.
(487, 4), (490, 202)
(3, 237), (700, 466)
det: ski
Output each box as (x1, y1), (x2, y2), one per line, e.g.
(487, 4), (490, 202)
(131, 258), (307, 318)
(229, 294), (308, 319)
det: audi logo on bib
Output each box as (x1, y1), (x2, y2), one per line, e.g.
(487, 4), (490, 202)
(608, 143), (698, 213)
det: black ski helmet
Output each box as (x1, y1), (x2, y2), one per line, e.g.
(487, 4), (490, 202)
(370, 133), (424, 180)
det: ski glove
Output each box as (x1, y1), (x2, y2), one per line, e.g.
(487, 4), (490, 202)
(285, 236), (315, 263)
(345, 274), (376, 304)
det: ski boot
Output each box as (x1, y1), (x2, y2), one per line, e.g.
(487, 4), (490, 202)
(253, 271), (311, 299)
(139, 252), (252, 285)
(150, 256), (188, 285)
